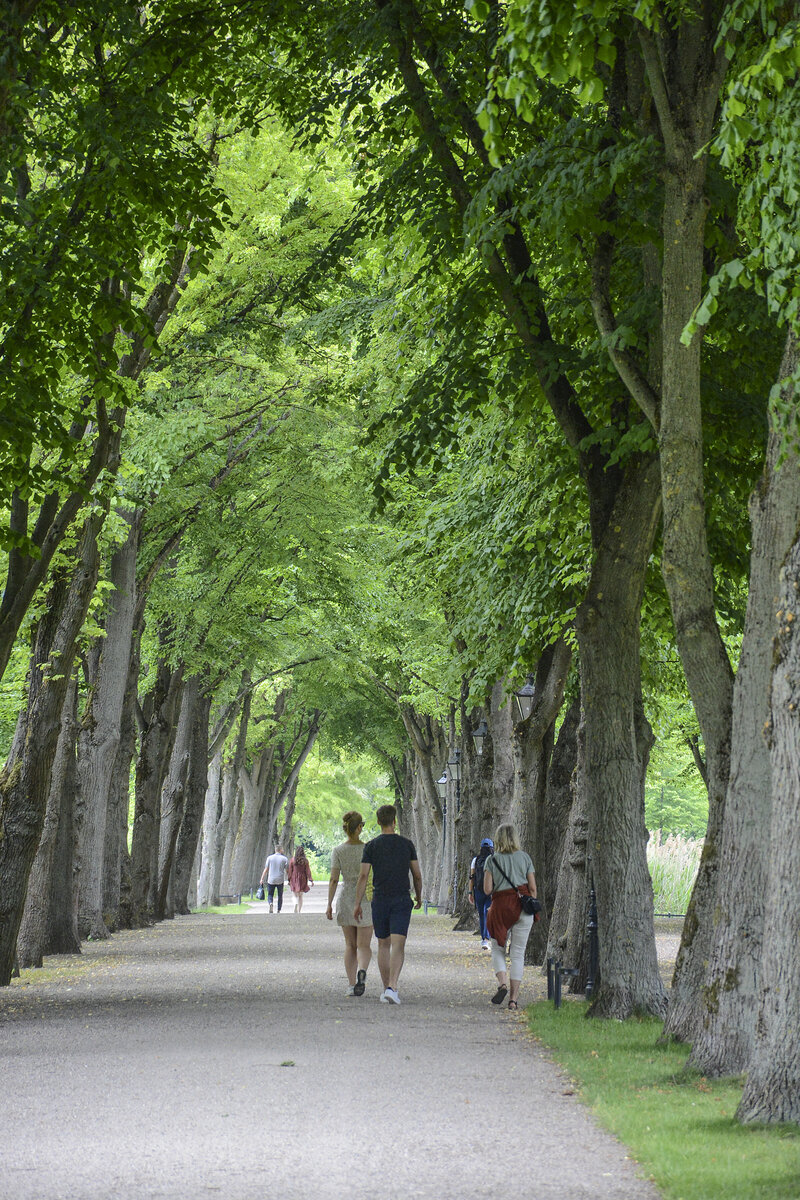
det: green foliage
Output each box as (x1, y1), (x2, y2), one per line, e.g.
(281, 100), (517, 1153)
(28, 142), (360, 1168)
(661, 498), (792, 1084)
(685, 14), (800, 445)
(645, 704), (709, 838)
(0, 1), (244, 508)
(528, 1003), (799, 1199)
(294, 752), (392, 857)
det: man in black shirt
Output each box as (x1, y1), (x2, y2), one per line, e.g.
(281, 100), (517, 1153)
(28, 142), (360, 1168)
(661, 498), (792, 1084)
(354, 804), (422, 1005)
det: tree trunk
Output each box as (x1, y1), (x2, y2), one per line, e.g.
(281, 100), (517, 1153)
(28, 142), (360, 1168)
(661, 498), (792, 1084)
(129, 654), (182, 921)
(217, 694), (251, 896)
(576, 454), (667, 1018)
(46, 688), (82, 957)
(276, 779), (299, 865)
(76, 512), (139, 940)
(737, 514), (800, 1124)
(104, 641), (140, 930)
(635, 18), (736, 1041)
(509, 641), (571, 962)
(16, 676), (79, 968)
(0, 514), (103, 985)
(538, 694), (580, 968)
(689, 334), (800, 1075)
(155, 675), (196, 920)
(219, 766), (242, 895)
(229, 749), (273, 896)
(547, 705), (591, 989)
(172, 689), (212, 914)
(197, 748), (223, 907)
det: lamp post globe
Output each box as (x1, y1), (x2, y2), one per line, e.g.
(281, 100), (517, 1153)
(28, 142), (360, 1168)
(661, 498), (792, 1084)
(471, 718), (489, 755)
(513, 674), (536, 723)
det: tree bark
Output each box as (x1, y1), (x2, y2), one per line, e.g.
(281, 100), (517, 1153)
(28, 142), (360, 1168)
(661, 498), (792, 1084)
(539, 694), (580, 965)
(633, 17), (737, 1041)
(16, 676), (79, 968)
(197, 747), (224, 907)
(105, 639), (140, 930)
(46, 682), (81, 956)
(576, 454), (667, 1018)
(155, 675), (196, 920)
(737, 509), (800, 1124)
(229, 747), (274, 896)
(172, 689), (212, 914)
(76, 511), (139, 940)
(509, 640), (571, 962)
(689, 334), (800, 1075)
(547, 707), (591, 989)
(129, 652), (183, 921)
(0, 514), (103, 985)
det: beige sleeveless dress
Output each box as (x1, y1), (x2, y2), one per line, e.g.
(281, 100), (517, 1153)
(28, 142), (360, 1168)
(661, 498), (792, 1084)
(331, 841), (373, 927)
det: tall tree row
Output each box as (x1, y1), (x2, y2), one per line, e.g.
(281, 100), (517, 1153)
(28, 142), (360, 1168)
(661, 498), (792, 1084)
(1, 0), (797, 1128)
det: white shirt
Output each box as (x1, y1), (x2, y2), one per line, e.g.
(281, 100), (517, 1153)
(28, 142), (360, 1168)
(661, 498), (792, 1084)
(265, 853), (288, 885)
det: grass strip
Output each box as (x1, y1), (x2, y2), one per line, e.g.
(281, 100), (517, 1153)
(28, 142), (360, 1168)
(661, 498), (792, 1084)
(191, 902), (252, 914)
(527, 1000), (799, 1200)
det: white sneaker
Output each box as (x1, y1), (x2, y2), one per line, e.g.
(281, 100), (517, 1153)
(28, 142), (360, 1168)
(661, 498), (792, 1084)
(481, 939), (491, 950)
(346, 985), (356, 996)
(383, 987), (401, 1005)
(379, 989), (388, 1002)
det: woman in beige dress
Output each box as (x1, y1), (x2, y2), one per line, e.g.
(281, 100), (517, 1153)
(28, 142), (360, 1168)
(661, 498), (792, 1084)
(326, 810), (373, 996)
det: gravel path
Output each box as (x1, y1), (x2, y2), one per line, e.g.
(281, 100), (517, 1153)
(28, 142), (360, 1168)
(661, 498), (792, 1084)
(0, 906), (663, 1200)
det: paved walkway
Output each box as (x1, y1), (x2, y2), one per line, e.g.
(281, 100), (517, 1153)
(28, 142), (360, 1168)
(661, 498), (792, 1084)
(0, 907), (661, 1200)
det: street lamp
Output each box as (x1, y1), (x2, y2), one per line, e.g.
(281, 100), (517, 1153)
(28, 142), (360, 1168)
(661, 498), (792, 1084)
(435, 769), (449, 800)
(513, 674), (536, 722)
(471, 718), (489, 755)
(448, 747), (461, 813)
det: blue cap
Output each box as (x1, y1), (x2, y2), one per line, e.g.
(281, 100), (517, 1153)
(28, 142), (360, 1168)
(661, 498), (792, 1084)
(481, 837), (494, 848)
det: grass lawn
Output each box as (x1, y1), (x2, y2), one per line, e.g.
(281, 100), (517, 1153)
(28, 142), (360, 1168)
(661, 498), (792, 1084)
(191, 902), (252, 914)
(527, 1000), (800, 1200)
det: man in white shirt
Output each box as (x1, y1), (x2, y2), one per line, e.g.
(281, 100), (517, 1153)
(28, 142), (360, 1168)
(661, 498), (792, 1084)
(260, 846), (289, 913)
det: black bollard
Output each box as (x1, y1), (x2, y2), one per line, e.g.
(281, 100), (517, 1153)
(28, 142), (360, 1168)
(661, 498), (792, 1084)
(586, 874), (599, 998)
(547, 956), (554, 1000)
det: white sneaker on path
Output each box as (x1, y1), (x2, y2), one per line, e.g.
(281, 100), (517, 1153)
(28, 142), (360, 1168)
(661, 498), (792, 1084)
(383, 987), (401, 1004)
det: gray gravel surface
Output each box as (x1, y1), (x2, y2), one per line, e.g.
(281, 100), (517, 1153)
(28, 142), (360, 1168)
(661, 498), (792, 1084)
(0, 906), (663, 1200)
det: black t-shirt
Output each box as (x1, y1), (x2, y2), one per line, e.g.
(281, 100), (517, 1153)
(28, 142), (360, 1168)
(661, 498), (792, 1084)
(362, 833), (417, 898)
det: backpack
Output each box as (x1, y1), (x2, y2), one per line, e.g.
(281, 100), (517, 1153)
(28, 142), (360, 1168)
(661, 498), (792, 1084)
(472, 846), (492, 897)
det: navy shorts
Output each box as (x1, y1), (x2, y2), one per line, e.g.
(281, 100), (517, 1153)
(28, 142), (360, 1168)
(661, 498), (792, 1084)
(371, 893), (413, 939)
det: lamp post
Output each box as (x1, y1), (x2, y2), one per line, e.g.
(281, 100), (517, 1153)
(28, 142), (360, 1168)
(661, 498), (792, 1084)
(586, 869), (599, 998)
(513, 674), (536, 722)
(471, 718), (489, 755)
(448, 747), (461, 813)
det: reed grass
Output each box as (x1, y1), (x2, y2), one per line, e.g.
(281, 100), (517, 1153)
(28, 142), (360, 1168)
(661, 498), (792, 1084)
(647, 831), (702, 915)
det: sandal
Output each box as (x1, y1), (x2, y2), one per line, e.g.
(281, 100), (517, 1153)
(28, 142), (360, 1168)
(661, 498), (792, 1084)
(491, 985), (508, 1006)
(507, 1000), (518, 1010)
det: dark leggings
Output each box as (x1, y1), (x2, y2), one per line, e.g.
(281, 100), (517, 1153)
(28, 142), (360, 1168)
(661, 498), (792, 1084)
(267, 883), (284, 911)
(476, 892), (491, 940)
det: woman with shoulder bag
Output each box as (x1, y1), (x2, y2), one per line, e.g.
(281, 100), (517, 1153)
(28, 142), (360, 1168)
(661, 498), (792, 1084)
(483, 822), (539, 1010)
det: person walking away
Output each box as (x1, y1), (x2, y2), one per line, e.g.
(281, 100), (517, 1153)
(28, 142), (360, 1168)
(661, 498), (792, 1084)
(260, 844), (289, 913)
(354, 804), (422, 1005)
(288, 845), (314, 912)
(469, 837), (494, 950)
(483, 823), (537, 1010)
(326, 810), (374, 996)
